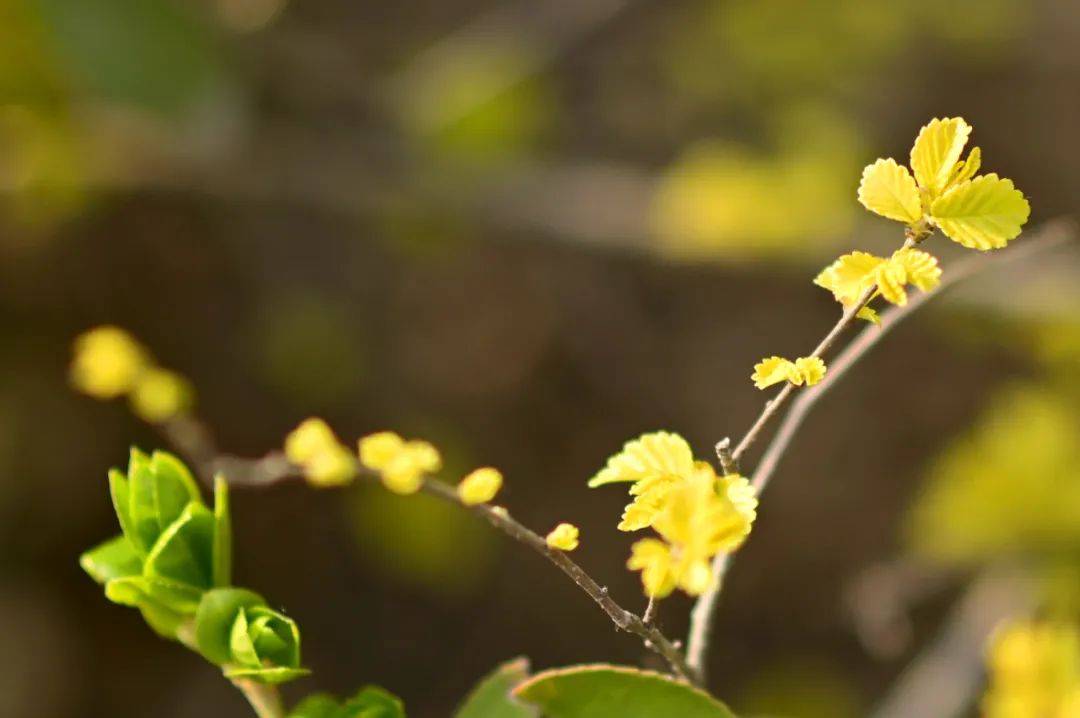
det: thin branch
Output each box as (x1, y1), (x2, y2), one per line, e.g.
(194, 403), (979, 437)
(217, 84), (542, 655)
(419, 477), (696, 682)
(729, 236), (915, 467)
(752, 219), (1075, 498)
(685, 219), (1076, 681)
(160, 441), (697, 683)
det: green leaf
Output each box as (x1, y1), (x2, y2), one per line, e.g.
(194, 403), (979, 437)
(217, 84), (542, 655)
(109, 469), (138, 552)
(289, 695), (341, 718)
(126, 448), (156, 552)
(127, 447), (202, 555)
(338, 686), (406, 718)
(246, 605), (301, 667)
(151, 450), (202, 504)
(213, 474), (231, 587)
(194, 587), (266, 665)
(105, 575), (204, 614)
(80, 534), (141, 584)
(143, 501), (214, 589)
(514, 665), (737, 718)
(225, 666), (312, 685)
(138, 601), (187, 639)
(456, 658), (537, 718)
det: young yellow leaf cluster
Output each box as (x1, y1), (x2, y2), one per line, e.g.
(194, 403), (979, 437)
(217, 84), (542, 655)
(587, 431), (757, 598)
(815, 248), (942, 308)
(284, 418), (357, 487)
(70, 326), (193, 423)
(457, 467), (503, 506)
(983, 620), (1080, 718)
(545, 523), (580, 551)
(627, 467), (756, 598)
(859, 117), (1030, 250)
(587, 431), (696, 531)
(358, 431), (442, 495)
(751, 356), (827, 390)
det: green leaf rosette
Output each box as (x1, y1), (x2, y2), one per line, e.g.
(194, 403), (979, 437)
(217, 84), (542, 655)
(80, 448), (231, 638)
(195, 588), (309, 685)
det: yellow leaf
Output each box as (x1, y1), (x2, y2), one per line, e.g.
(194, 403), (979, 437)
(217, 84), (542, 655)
(587, 431), (695, 488)
(950, 146), (981, 188)
(457, 467), (503, 506)
(792, 357), (826, 386)
(892, 248), (942, 292)
(359, 431), (441, 495)
(627, 538), (675, 598)
(287, 419), (357, 487)
(286, 418), (342, 465)
(304, 444), (358, 487)
(857, 158), (922, 224)
(752, 356), (795, 390)
(930, 174), (1031, 250)
(857, 306), (881, 324)
(814, 251), (886, 305)
(545, 523), (579, 551)
(910, 117), (972, 198)
(874, 259), (909, 306)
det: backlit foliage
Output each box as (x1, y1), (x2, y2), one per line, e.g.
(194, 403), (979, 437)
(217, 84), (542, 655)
(588, 431), (757, 597)
(858, 117), (1029, 250)
(751, 356), (827, 390)
(815, 248), (941, 308)
(546, 523), (581, 552)
(627, 466), (756, 598)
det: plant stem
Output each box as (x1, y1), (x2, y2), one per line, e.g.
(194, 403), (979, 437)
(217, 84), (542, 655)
(233, 678), (286, 718)
(684, 220), (1076, 682)
(175, 621), (286, 718)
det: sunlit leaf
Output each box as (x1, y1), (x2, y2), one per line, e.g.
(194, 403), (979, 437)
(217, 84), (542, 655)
(857, 158), (922, 223)
(194, 587), (266, 665)
(910, 117), (972, 197)
(588, 432), (694, 488)
(930, 173), (1030, 250)
(143, 501), (214, 589)
(80, 534), (141, 583)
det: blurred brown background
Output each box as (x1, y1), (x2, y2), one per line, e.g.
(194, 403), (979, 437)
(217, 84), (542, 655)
(2, 0), (1079, 716)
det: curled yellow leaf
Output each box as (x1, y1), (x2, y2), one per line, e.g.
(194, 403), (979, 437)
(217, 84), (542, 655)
(751, 356), (795, 390)
(814, 251), (886, 306)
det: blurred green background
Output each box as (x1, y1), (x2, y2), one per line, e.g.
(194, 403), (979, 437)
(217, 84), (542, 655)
(1, 0), (1079, 716)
